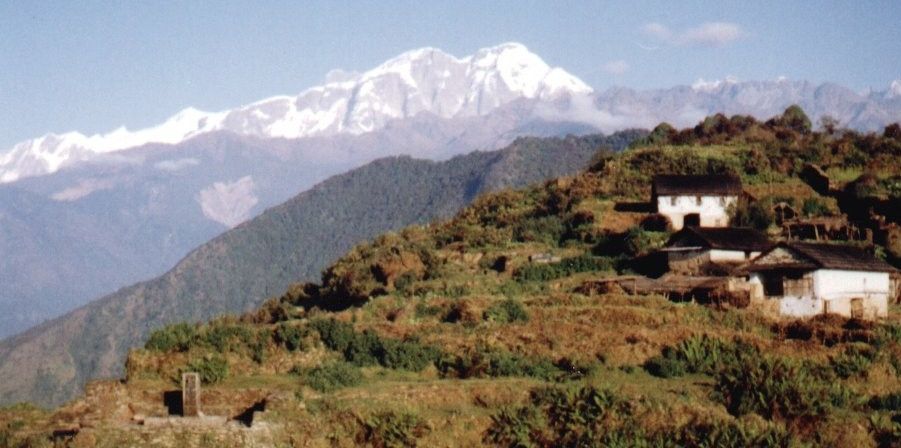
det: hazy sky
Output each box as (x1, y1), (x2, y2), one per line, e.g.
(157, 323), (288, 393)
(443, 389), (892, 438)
(1, 0), (899, 149)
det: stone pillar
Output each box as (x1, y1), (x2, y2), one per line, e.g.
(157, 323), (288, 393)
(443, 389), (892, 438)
(182, 372), (201, 417)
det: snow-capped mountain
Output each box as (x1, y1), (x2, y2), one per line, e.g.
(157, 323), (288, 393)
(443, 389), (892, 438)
(0, 43), (589, 183)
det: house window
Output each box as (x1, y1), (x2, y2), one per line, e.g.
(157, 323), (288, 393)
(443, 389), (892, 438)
(670, 197), (676, 206)
(696, 196), (702, 206)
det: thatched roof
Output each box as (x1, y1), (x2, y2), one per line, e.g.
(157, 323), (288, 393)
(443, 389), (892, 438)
(665, 227), (772, 252)
(748, 242), (897, 273)
(652, 174), (742, 196)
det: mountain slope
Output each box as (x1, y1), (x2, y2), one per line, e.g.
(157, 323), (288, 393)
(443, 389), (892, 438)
(0, 131), (642, 407)
(0, 101), (594, 339)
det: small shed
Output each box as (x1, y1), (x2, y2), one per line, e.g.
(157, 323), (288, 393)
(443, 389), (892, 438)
(652, 174), (742, 230)
(745, 242), (896, 319)
(661, 227), (772, 274)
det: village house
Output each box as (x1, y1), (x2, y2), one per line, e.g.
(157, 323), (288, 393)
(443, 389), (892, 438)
(745, 242), (896, 319)
(661, 227), (772, 275)
(652, 174), (742, 230)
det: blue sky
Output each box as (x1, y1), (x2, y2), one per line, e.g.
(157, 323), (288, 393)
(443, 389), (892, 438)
(1, 0), (899, 149)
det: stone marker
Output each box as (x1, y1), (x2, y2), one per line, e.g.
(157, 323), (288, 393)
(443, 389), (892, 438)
(182, 372), (201, 417)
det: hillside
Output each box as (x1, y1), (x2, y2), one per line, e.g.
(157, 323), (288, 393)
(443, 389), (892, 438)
(2, 108), (899, 447)
(0, 131), (642, 407)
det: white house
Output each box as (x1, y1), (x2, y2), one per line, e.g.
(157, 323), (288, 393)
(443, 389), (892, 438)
(661, 227), (772, 274)
(745, 242), (896, 320)
(652, 174), (742, 230)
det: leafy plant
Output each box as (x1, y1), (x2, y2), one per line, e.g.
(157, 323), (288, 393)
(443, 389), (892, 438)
(274, 323), (311, 352)
(186, 355), (229, 385)
(145, 323), (198, 352)
(714, 354), (841, 421)
(644, 335), (758, 378)
(830, 343), (877, 378)
(484, 299), (529, 324)
(356, 410), (429, 447)
(514, 255), (614, 282)
(300, 361), (362, 392)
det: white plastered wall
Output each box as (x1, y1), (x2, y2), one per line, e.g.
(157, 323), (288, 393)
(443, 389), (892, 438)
(656, 195), (736, 230)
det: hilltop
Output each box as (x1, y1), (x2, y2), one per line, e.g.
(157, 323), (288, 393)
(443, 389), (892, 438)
(2, 108), (900, 447)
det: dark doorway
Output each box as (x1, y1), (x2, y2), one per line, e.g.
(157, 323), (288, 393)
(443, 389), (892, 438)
(163, 390), (183, 416)
(683, 213), (701, 227)
(234, 399), (267, 427)
(762, 274), (784, 296)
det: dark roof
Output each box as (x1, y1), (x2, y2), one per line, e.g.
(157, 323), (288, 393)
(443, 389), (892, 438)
(652, 174), (742, 196)
(749, 242), (897, 273)
(667, 227), (773, 252)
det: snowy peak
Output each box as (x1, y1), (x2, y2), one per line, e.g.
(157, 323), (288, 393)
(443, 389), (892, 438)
(888, 79), (901, 99)
(0, 43), (590, 183)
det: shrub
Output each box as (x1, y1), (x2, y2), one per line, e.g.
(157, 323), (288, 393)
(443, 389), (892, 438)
(869, 392), (901, 412)
(671, 418), (797, 448)
(644, 335), (758, 378)
(714, 355), (840, 421)
(301, 361), (362, 392)
(356, 410), (429, 447)
(310, 318), (442, 372)
(344, 330), (383, 367)
(802, 197), (831, 217)
(145, 322), (198, 352)
(438, 346), (566, 381)
(514, 255), (614, 282)
(413, 301), (444, 319)
(309, 318), (357, 353)
(483, 405), (546, 448)
(485, 386), (636, 447)
(485, 385), (800, 448)
(201, 324), (254, 352)
(378, 338), (440, 372)
(274, 323), (311, 352)
(186, 355), (229, 385)
(830, 343), (877, 378)
(514, 215), (566, 246)
(484, 299), (529, 324)
(623, 227), (668, 256)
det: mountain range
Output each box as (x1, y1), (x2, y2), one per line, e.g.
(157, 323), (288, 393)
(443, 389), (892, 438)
(0, 43), (899, 347)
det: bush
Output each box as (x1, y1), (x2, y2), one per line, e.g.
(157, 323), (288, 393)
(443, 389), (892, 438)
(201, 323), (254, 352)
(485, 386), (637, 447)
(802, 197), (831, 217)
(145, 322), (198, 352)
(830, 343), (877, 378)
(514, 255), (614, 282)
(714, 354), (842, 421)
(438, 346), (568, 381)
(301, 361), (362, 392)
(274, 323), (311, 351)
(186, 355), (229, 385)
(623, 227), (668, 256)
(484, 384), (800, 448)
(356, 410), (429, 447)
(869, 392), (901, 412)
(644, 335), (759, 378)
(484, 299), (529, 324)
(309, 318), (357, 353)
(310, 318), (441, 372)
(378, 338), (440, 371)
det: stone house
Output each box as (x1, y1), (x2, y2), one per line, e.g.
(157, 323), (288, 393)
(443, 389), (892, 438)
(745, 242), (896, 319)
(661, 227), (772, 274)
(652, 174), (742, 230)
